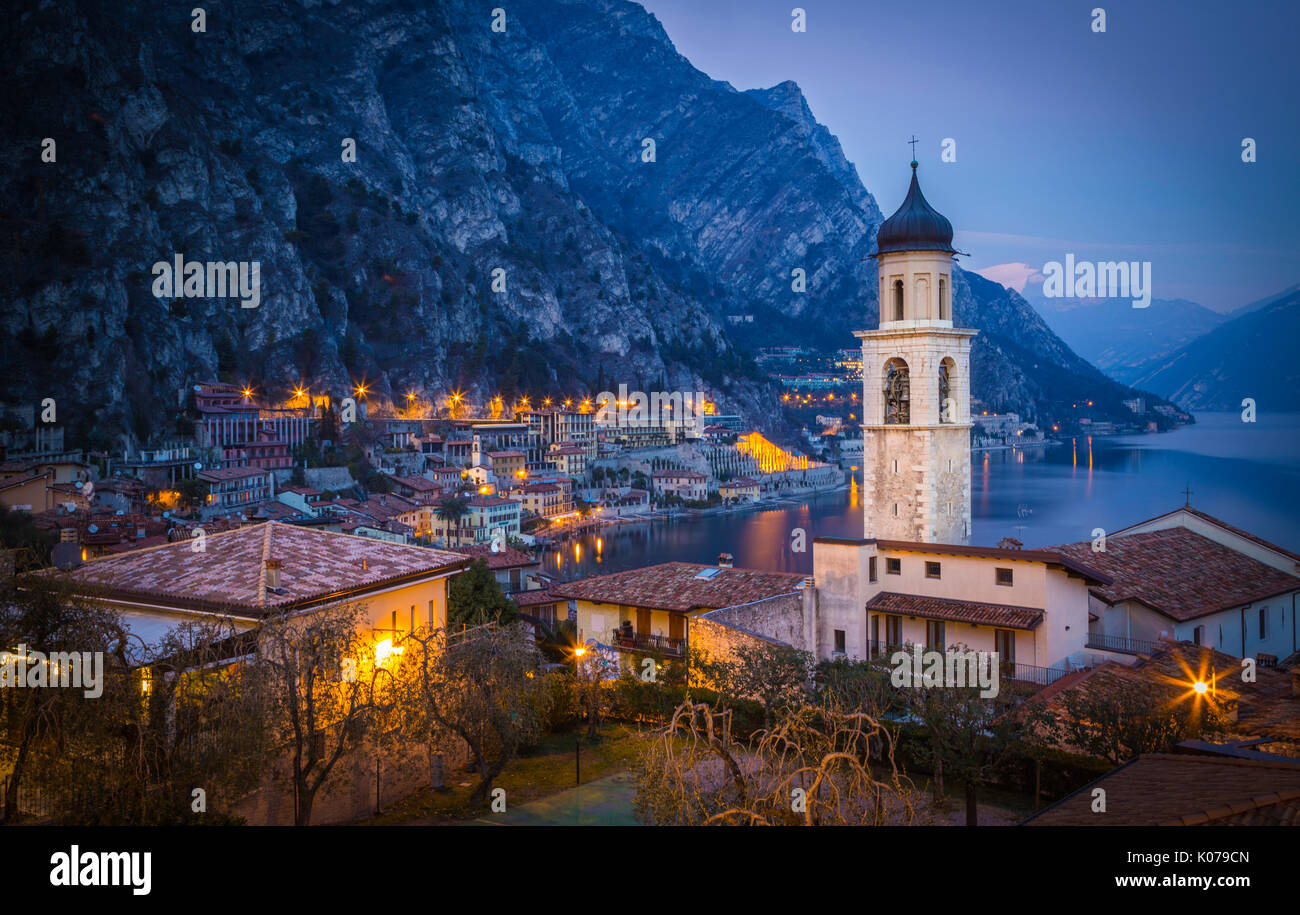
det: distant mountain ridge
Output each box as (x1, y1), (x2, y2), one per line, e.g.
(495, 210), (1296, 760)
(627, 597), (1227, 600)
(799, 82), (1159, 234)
(1125, 287), (1300, 411)
(0, 0), (1166, 450)
(1029, 293), (1229, 385)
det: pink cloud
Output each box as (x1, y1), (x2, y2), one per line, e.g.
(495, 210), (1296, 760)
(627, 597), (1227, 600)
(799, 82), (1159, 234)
(970, 262), (1045, 293)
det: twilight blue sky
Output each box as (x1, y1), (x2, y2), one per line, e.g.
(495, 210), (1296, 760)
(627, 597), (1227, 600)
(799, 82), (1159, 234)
(637, 0), (1299, 312)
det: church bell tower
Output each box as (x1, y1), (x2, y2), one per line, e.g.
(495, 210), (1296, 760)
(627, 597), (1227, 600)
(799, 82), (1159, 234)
(858, 160), (975, 543)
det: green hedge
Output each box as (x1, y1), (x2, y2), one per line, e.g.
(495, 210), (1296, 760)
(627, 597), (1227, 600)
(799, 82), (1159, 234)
(605, 677), (766, 738)
(888, 722), (1114, 801)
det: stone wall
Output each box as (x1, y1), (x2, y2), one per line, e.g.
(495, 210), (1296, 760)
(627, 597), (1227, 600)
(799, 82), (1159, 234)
(302, 466), (357, 494)
(230, 736), (471, 826)
(700, 592), (810, 652)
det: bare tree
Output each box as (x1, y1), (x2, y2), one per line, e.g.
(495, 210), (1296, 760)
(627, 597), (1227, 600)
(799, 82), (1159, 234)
(636, 700), (922, 826)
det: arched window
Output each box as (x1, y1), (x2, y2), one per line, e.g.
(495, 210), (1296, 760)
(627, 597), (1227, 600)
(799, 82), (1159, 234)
(892, 280), (904, 321)
(939, 277), (948, 320)
(915, 277), (929, 319)
(883, 357), (910, 424)
(939, 357), (956, 423)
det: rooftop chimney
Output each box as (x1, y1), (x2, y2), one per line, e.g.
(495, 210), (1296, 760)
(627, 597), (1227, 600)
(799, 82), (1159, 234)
(997, 537), (1023, 550)
(265, 558), (282, 589)
(717, 552), (734, 568)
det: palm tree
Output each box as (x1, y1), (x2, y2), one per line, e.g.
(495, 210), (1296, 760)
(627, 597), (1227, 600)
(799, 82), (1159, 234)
(435, 495), (471, 546)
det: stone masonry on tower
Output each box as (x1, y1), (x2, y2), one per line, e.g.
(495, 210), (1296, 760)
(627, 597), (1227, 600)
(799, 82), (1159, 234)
(858, 161), (975, 544)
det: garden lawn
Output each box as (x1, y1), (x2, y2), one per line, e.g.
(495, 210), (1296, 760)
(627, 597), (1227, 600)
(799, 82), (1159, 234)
(362, 724), (648, 825)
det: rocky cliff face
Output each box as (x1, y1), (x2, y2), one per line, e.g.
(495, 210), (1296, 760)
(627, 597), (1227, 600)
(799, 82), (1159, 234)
(1, 0), (1160, 449)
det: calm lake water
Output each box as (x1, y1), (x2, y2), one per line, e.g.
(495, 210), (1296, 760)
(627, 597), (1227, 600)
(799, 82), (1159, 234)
(542, 412), (1300, 580)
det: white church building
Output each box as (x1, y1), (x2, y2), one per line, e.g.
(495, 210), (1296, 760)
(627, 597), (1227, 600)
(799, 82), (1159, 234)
(766, 162), (1294, 679)
(558, 161), (1298, 682)
(806, 160), (1110, 681)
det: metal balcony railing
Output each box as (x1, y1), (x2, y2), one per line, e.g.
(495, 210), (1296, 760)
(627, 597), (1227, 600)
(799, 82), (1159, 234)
(864, 641), (1073, 686)
(610, 631), (685, 657)
(1084, 632), (1162, 656)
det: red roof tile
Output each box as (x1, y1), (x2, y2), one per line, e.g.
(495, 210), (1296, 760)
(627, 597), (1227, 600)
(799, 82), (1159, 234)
(514, 589), (559, 607)
(46, 521), (468, 617)
(450, 545), (538, 569)
(1024, 754), (1300, 826)
(1054, 527), (1300, 621)
(551, 562), (807, 613)
(1034, 641), (1300, 744)
(865, 592), (1044, 630)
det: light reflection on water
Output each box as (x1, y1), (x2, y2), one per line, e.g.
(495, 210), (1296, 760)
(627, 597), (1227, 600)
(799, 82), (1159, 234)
(543, 412), (1300, 580)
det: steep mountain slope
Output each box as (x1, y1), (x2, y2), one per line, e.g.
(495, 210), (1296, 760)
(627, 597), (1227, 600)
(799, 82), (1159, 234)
(0, 0), (1163, 450)
(1127, 288), (1300, 411)
(1032, 295), (1228, 384)
(1227, 283), (1300, 318)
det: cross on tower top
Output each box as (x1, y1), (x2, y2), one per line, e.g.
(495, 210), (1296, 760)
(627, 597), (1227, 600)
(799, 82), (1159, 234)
(907, 135), (919, 162)
(1182, 484), (1194, 506)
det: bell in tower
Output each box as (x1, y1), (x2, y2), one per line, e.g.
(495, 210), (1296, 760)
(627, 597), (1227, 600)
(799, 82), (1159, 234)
(856, 155), (976, 543)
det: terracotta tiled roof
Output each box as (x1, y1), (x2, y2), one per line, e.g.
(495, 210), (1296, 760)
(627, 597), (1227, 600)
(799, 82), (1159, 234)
(1121, 506), (1300, 563)
(450, 545), (538, 569)
(389, 475), (439, 493)
(45, 521), (468, 618)
(103, 534), (172, 554)
(254, 502), (302, 521)
(551, 562), (807, 613)
(865, 591), (1043, 630)
(1053, 527), (1300, 621)
(513, 589), (559, 607)
(1034, 641), (1300, 744)
(1024, 754), (1300, 826)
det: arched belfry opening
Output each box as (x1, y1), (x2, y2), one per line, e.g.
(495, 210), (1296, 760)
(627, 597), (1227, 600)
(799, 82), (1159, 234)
(858, 157), (975, 543)
(883, 357), (910, 424)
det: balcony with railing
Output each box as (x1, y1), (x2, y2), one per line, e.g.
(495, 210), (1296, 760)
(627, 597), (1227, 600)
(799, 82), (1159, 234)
(609, 630), (685, 658)
(865, 641), (1074, 687)
(1084, 631), (1162, 656)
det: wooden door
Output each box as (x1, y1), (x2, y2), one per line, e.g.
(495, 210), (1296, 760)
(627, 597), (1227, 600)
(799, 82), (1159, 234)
(669, 613), (684, 642)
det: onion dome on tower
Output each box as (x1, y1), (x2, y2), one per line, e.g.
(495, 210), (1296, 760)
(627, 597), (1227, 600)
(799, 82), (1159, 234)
(874, 162), (955, 255)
